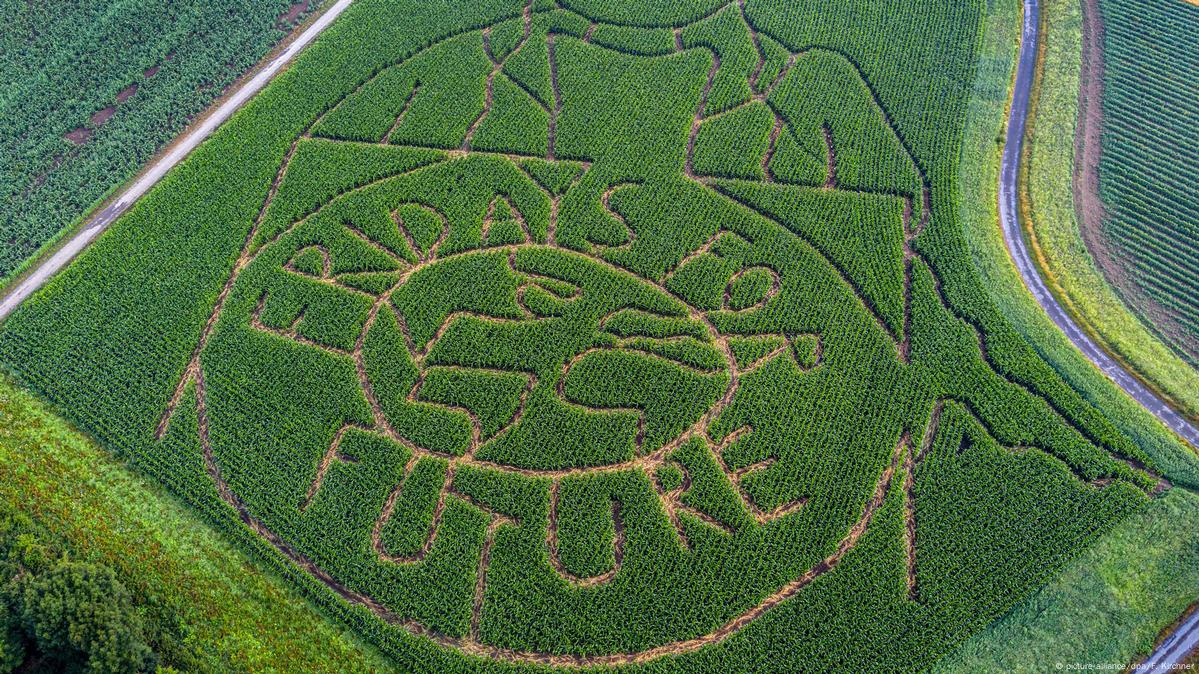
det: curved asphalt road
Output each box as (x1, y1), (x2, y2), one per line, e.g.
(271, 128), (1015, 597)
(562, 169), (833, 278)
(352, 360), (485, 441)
(0, 0), (355, 321)
(1001, 0), (1199, 667)
(0, 0), (1194, 665)
(998, 0), (1199, 448)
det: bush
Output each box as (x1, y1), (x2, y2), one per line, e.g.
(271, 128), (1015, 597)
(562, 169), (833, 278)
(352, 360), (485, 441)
(0, 509), (170, 674)
(0, 602), (24, 673)
(17, 561), (156, 674)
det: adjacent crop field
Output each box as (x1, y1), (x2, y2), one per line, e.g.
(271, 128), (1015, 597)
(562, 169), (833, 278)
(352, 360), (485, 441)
(1095, 0), (1199, 366)
(1017, 0), (1199, 423)
(0, 0), (1181, 671)
(0, 0), (319, 281)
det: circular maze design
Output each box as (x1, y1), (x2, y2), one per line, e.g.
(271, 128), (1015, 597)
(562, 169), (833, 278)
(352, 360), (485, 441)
(151, 0), (1157, 664)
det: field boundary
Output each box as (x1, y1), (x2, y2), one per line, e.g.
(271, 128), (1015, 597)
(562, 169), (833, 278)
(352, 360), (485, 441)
(6, 3), (352, 296)
(0, 0), (354, 321)
(997, 0), (1199, 449)
(0, 4), (339, 294)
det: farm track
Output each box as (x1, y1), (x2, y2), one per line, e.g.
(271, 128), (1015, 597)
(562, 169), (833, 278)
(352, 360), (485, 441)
(1000, 0), (1199, 450)
(1003, 0), (1199, 665)
(1, 0), (1187, 664)
(148, 0), (1167, 659)
(1137, 602), (1199, 672)
(0, 0), (357, 321)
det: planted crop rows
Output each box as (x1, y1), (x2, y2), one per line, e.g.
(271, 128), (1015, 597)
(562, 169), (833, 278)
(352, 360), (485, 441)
(0, 0), (1174, 671)
(0, 0), (319, 280)
(1096, 0), (1199, 365)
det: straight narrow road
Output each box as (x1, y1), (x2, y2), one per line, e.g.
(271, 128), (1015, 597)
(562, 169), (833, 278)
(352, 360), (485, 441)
(1000, 0), (1199, 667)
(1138, 607), (1199, 672)
(0, 0), (356, 320)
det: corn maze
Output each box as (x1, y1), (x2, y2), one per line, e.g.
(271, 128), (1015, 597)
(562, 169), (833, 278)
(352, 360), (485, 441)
(0, 0), (1176, 671)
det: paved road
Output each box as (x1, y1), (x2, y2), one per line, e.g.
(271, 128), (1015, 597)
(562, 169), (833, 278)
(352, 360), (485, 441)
(1137, 607), (1199, 672)
(998, 0), (1199, 450)
(0, 0), (356, 321)
(1001, 0), (1199, 667)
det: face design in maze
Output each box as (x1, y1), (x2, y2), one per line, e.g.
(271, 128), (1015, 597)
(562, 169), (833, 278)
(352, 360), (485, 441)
(173, 4), (1139, 662)
(196, 16), (920, 659)
(264, 235), (744, 469)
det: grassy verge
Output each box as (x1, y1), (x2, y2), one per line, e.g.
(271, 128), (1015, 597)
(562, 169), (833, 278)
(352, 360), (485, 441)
(959, 0), (1199, 489)
(931, 487), (1199, 672)
(1019, 0), (1199, 420)
(0, 376), (394, 673)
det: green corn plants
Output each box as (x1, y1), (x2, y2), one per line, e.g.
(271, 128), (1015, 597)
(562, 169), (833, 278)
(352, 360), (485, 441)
(1095, 0), (1199, 364)
(0, 0), (1190, 672)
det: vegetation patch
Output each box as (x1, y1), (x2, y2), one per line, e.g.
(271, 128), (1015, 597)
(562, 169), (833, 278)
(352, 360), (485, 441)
(0, 0), (322, 281)
(0, 0), (1187, 671)
(0, 377), (390, 673)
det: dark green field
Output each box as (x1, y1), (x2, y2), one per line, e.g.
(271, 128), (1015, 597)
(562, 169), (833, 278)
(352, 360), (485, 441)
(0, 0), (318, 280)
(1096, 0), (1199, 365)
(1, 0), (1195, 671)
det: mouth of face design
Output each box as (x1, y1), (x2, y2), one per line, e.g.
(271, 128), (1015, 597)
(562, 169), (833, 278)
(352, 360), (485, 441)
(262, 240), (745, 470)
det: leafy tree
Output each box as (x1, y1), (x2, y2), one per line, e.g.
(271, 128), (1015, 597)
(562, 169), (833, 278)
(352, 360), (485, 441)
(0, 508), (173, 674)
(16, 561), (157, 674)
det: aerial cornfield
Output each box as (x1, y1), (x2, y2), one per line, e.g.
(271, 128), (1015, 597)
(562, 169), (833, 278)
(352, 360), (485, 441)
(0, 0), (320, 280)
(1097, 0), (1199, 366)
(0, 0), (1172, 671)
